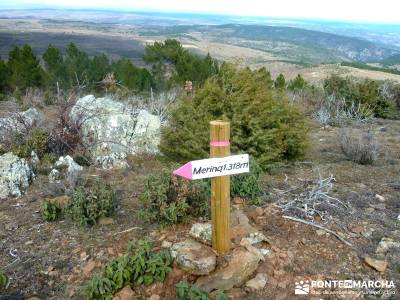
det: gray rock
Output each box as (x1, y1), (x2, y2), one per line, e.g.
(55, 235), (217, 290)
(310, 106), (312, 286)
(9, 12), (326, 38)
(376, 238), (400, 255)
(241, 231), (268, 245)
(49, 156), (82, 184)
(190, 223), (212, 245)
(48, 169), (61, 183)
(94, 152), (129, 170)
(170, 239), (216, 275)
(70, 95), (161, 157)
(31, 151), (40, 165)
(245, 273), (268, 291)
(0, 152), (34, 199)
(196, 248), (261, 292)
(0, 108), (43, 140)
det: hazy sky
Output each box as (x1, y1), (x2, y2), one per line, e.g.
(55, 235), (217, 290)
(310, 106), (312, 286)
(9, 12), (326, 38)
(2, 0), (400, 23)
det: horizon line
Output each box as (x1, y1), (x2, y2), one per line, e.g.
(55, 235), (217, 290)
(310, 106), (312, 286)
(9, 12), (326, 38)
(1, 6), (400, 26)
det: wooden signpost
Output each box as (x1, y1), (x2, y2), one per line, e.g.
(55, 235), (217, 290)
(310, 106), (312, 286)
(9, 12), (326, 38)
(173, 120), (249, 255)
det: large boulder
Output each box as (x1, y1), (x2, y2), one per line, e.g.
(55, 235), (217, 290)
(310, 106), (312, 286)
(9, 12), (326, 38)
(70, 95), (161, 157)
(0, 108), (43, 141)
(0, 153), (34, 199)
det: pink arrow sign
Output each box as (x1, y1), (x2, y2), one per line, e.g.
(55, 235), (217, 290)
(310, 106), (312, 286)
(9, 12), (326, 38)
(173, 162), (193, 180)
(173, 154), (249, 180)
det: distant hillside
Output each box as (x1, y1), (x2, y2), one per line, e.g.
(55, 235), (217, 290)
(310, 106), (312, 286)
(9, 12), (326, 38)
(142, 24), (399, 63)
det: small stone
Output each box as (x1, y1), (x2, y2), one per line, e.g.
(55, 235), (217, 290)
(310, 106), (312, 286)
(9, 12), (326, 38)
(375, 194), (385, 202)
(349, 225), (364, 234)
(145, 282), (163, 296)
(161, 241), (172, 248)
(25, 240), (34, 245)
(233, 197), (244, 205)
(98, 217), (114, 225)
(365, 207), (375, 213)
(107, 248), (115, 255)
(273, 269), (285, 277)
(82, 260), (96, 276)
(189, 223), (212, 245)
(245, 273), (268, 291)
(259, 248), (271, 257)
(255, 207), (264, 216)
(80, 251), (89, 261)
(112, 286), (137, 300)
(27, 297), (42, 300)
(225, 288), (247, 300)
(149, 295), (160, 300)
(170, 239), (216, 275)
(364, 256), (387, 272)
(315, 229), (326, 236)
(376, 238), (400, 255)
(241, 231), (268, 245)
(397, 215), (400, 221)
(361, 227), (374, 238)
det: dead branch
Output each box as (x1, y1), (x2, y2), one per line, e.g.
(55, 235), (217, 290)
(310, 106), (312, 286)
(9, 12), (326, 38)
(282, 215), (353, 247)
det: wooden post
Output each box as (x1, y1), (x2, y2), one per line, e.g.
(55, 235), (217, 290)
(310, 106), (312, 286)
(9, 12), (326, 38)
(210, 120), (231, 255)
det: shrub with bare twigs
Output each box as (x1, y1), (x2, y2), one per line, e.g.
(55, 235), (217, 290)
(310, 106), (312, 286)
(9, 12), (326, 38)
(339, 128), (379, 165)
(48, 91), (86, 157)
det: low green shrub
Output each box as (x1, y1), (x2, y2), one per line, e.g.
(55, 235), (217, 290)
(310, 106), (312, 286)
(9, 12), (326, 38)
(139, 168), (210, 226)
(0, 270), (8, 290)
(176, 281), (228, 300)
(41, 200), (62, 222)
(67, 179), (117, 226)
(323, 75), (400, 119)
(12, 128), (50, 159)
(231, 158), (263, 205)
(85, 240), (173, 300)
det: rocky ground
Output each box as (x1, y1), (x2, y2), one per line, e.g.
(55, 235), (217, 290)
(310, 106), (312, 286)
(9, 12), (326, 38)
(0, 117), (400, 299)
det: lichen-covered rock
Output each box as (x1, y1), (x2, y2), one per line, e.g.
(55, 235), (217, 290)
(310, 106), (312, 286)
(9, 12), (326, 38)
(0, 108), (43, 140)
(48, 169), (61, 183)
(94, 152), (129, 169)
(376, 238), (400, 255)
(195, 248), (261, 292)
(190, 223), (212, 245)
(170, 239), (216, 275)
(49, 156), (82, 184)
(0, 152), (34, 199)
(70, 95), (161, 157)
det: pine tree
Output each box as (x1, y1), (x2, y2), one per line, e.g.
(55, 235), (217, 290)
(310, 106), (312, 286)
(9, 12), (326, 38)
(8, 45), (43, 91)
(43, 44), (67, 89)
(64, 42), (90, 87)
(0, 56), (9, 94)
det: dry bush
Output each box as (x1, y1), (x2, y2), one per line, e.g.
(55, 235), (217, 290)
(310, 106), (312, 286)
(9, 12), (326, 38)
(48, 91), (86, 156)
(20, 87), (45, 108)
(339, 128), (379, 165)
(315, 95), (374, 127)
